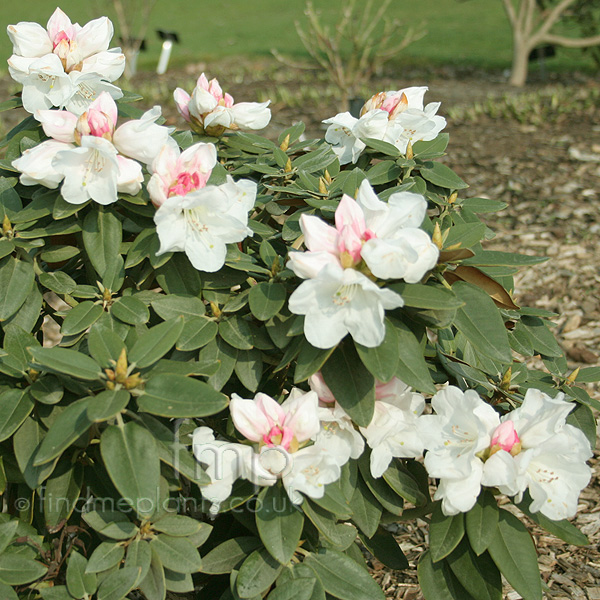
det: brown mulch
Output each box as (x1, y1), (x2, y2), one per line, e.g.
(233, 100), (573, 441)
(2, 59), (599, 600)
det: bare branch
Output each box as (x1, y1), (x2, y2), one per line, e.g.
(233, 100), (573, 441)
(542, 32), (600, 47)
(501, 0), (518, 27)
(538, 0), (578, 38)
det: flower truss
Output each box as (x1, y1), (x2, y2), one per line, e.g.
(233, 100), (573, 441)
(323, 86), (446, 164)
(174, 73), (271, 136)
(287, 179), (439, 348)
(12, 92), (170, 205)
(192, 389), (343, 512)
(420, 386), (593, 520)
(150, 139), (257, 272)
(7, 7), (124, 114)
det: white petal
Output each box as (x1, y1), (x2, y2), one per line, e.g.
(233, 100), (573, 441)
(75, 17), (114, 59)
(35, 109), (77, 143)
(230, 394), (271, 441)
(12, 140), (67, 188)
(230, 101), (271, 130)
(116, 156), (143, 195)
(7, 22), (52, 57)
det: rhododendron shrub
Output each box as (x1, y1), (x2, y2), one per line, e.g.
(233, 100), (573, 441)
(0, 8), (597, 600)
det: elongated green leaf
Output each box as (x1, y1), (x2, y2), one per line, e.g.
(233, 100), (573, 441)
(38, 271), (77, 295)
(382, 461), (425, 505)
(176, 315), (218, 350)
(44, 461), (84, 528)
(418, 550), (476, 600)
(256, 486), (304, 564)
(322, 342), (375, 427)
(66, 551), (97, 598)
(348, 477), (381, 538)
(304, 549), (385, 600)
(389, 282), (464, 311)
(219, 315), (254, 350)
(393, 319), (437, 394)
(0, 257), (35, 321)
(452, 282), (512, 364)
(34, 398), (92, 465)
(413, 134), (449, 158)
(0, 389), (34, 441)
(28, 346), (102, 380)
(201, 537), (262, 574)
(87, 389), (130, 422)
(465, 490), (499, 555)
(129, 317), (184, 368)
(151, 294), (206, 321)
(463, 251), (547, 267)
(420, 161), (468, 189)
(30, 376), (63, 405)
(429, 504), (465, 562)
(150, 534), (201, 573)
(97, 566), (140, 600)
(294, 340), (334, 383)
(61, 301), (103, 336)
(87, 325), (126, 368)
(520, 315), (562, 358)
(446, 542), (501, 600)
(101, 422), (160, 519)
(249, 282), (287, 321)
(487, 509), (543, 600)
(124, 539), (152, 584)
(0, 554), (47, 585)
(236, 548), (283, 598)
(235, 348), (263, 392)
(111, 296), (149, 325)
(302, 501), (356, 549)
(355, 319), (399, 382)
(138, 373), (228, 417)
(138, 549), (166, 600)
(268, 578), (318, 600)
(358, 530), (408, 570)
(0, 520), (18, 555)
(82, 207), (122, 277)
(152, 514), (202, 537)
(156, 254), (202, 296)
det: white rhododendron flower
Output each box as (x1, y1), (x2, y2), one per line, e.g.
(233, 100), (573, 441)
(12, 92), (170, 205)
(6, 7), (124, 114)
(323, 86), (446, 164)
(174, 73), (271, 136)
(420, 386), (593, 519)
(151, 140), (256, 272)
(481, 389), (592, 520)
(287, 180), (438, 348)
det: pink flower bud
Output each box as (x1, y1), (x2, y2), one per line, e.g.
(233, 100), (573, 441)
(490, 420), (521, 456)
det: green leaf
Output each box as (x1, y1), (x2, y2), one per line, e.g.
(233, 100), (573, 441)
(355, 319), (399, 382)
(138, 549), (166, 600)
(567, 402), (597, 449)
(87, 389), (130, 422)
(0, 520), (18, 555)
(444, 223), (486, 249)
(201, 537), (262, 575)
(249, 282), (287, 321)
(487, 509), (543, 600)
(388, 282), (464, 310)
(0, 257), (35, 321)
(362, 137), (401, 157)
(429, 503), (465, 562)
(463, 251), (547, 267)
(236, 548), (283, 598)
(382, 461), (426, 505)
(150, 534), (202, 573)
(44, 461), (84, 528)
(574, 366), (600, 383)
(111, 296), (149, 325)
(87, 325), (125, 368)
(0, 389), (34, 441)
(38, 270), (77, 295)
(366, 160), (402, 185)
(124, 539), (152, 584)
(520, 315), (562, 358)
(321, 341), (375, 427)
(151, 294), (206, 321)
(516, 491), (588, 546)
(66, 551), (97, 598)
(138, 373), (228, 417)
(348, 477), (381, 538)
(176, 316), (218, 350)
(219, 315), (254, 350)
(129, 317), (184, 368)
(293, 340), (334, 383)
(82, 207), (122, 277)
(413, 134), (449, 158)
(34, 398), (93, 465)
(97, 566), (140, 600)
(420, 162), (468, 189)
(156, 254), (202, 296)
(302, 501), (356, 549)
(28, 346), (102, 380)
(358, 530), (408, 570)
(0, 582), (17, 600)
(101, 422), (161, 519)
(0, 554), (47, 585)
(418, 550), (476, 600)
(256, 486), (304, 564)
(30, 376), (63, 405)
(465, 490), (499, 555)
(268, 578), (318, 600)
(61, 301), (103, 336)
(452, 282), (512, 364)
(304, 548), (385, 600)
(393, 319), (437, 394)
(152, 514), (203, 537)
(446, 542), (501, 600)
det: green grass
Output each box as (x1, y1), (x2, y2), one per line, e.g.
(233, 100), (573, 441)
(0, 0), (596, 74)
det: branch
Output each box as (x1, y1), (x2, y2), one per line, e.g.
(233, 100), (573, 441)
(538, 0), (577, 38)
(542, 32), (600, 48)
(501, 0), (517, 28)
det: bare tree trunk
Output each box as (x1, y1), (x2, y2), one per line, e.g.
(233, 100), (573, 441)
(509, 35), (532, 86)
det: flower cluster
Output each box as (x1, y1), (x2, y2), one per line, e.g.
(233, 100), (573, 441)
(7, 7), (125, 114)
(288, 179), (439, 348)
(324, 87), (446, 164)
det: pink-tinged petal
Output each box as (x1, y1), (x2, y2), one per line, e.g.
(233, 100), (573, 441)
(179, 142), (217, 174)
(207, 77), (223, 101)
(230, 102), (271, 130)
(308, 373), (337, 403)
(75, 16), (113, 58)
(116, 156), (143, 196)
(35, 109), (77, 143)
(300, 214), (338, 254)
(230, 393), (271, 441)
(12, 140), (68, 188)
(204, 106), (234, 129)
(7, 22), (53, 57)
(173, 87), (191, 122)
(287, 250), (339, 279)
(88, 91), (118, 126)
(46, 8), (75, 44)
(190, 86), (218, 117)
(281, 390), (320, 442)
(197, 73), (210, 90)
(255, 393), (286, 427)
(335, 194), (366, 237)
